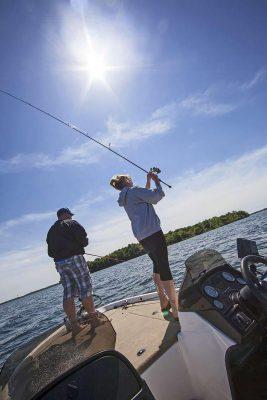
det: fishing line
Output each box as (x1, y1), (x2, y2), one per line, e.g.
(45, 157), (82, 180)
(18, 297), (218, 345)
(0, 88), (172, 188)
(85, 252), (125, 263)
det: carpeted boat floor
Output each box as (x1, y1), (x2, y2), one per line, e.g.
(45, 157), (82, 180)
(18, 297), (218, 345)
(104, 300), (181, 374)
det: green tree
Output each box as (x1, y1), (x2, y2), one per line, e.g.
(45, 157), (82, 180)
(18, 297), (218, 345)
(87, 210), (249, 273)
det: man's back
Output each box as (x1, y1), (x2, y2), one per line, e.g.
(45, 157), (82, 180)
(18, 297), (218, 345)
(47, 219), (88, 261)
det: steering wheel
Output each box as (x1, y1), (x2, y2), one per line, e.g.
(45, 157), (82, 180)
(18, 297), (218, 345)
(241, 255), (267, 308)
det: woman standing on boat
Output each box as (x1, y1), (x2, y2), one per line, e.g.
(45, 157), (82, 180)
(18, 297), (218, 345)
(110, 172), (179, 319)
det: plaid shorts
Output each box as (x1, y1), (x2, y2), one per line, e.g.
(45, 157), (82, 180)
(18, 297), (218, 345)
(55, 255), (92, 300)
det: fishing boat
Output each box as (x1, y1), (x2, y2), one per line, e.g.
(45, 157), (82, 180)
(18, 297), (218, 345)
(0, 238), (266, 400)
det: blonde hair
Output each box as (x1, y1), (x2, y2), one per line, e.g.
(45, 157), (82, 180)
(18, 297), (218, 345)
(110, 174), (129, 190)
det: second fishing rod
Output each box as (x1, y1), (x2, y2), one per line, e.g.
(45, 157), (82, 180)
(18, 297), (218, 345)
(85, 252), (125, 263)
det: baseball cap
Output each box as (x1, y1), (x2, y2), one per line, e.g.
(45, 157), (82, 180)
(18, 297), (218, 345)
(57, 208), (74, 217)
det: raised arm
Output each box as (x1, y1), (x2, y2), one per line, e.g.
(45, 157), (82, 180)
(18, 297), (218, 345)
(145, 172), (152, 189)
(137, 173), (165, 204)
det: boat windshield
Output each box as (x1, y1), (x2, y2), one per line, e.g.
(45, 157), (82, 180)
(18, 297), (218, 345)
(185, 249), (227, 281)
(0, 313), (116, 400)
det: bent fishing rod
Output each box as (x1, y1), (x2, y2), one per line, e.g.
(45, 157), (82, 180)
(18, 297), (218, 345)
(0, 88), (172, 188)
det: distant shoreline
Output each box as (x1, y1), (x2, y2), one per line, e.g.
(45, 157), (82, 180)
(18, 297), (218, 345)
(250, 207), (267, 215)
(1, 208), (265, 306)
(87, 210), (249, 273)
(0, 283), (60, 306)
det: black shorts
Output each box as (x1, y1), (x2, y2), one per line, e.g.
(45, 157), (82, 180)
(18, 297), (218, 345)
(140, 230), (173, 281)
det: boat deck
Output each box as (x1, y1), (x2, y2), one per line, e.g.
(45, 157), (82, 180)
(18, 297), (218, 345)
(104, 299), (181, 374)
(0, 298), (181, 400)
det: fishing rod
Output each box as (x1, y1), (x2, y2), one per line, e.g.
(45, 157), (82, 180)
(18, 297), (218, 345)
(85, 252), (125, 263)
(0, 88), (172, 188)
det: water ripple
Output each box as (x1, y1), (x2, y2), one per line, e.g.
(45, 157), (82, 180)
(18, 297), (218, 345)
(0, 210), (267, 367)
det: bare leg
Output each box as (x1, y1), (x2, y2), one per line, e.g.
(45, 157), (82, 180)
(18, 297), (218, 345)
(63, 298), (82, 334)
(63, 297), (76, 320)
(81, 295), (96, 314)
(81, 294), (102, 328)
(162, 280), (179, 319)
(153, 273), (169, 310)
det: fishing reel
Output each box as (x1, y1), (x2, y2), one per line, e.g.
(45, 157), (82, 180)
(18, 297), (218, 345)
(149, 166), (172, 188)
(150, 167), (161, 174)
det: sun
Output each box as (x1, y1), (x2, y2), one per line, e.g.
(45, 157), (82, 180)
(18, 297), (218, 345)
(85, 51), (107, 82)
(72, 37), (115, 93)
(56, 10), (143, 97)
(61, 18), (130, 94)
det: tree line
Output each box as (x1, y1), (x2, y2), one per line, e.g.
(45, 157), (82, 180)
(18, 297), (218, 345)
(87, 210), (249, 273)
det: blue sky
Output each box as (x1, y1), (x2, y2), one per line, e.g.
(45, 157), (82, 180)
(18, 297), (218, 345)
(0, 0), (267, 302)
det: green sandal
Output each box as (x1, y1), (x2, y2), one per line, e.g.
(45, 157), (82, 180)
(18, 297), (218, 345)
(161, 301), (171, 313)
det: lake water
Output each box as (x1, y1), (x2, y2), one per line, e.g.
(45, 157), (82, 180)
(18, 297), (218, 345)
(0, 210), (266, 368)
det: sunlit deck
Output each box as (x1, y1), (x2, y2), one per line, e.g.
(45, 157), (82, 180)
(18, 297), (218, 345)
(104, 299), (181, 373)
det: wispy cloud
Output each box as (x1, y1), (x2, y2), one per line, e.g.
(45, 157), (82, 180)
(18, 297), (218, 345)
(104, 115), (172, 147)
(0, 109), (173, 174)
(72, 192), (107, 216)
(158, 145), (267, 230)
(0, 141), (99, 173)
(0, 245), (59, 302)
(179, 91), (238, 116)
(0, 211), (54, 236)
(0, 192), (106, 238)
(240, 69), (266, 91)
(1, 144), (267, 301)
(152, 88), (239, 120)
(1, 68), (264, 174)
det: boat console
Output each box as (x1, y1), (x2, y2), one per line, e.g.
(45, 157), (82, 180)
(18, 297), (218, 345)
(178, 244), (267, 344)
(177, 239), (267, 399)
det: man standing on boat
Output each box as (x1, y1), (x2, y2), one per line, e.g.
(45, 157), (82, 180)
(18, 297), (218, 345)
(110, 172), (179, 320)
(46, 208), (96, 334)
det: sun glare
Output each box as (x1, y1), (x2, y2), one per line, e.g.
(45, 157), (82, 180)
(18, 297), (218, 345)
(71, 35), (116, 94)
(60, 13), (138, 96)
(55, 6), (146, 98)
(85, 51), (107, 82)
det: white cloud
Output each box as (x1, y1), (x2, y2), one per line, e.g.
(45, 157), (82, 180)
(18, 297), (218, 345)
(0, 192), (106, 239)
(0, 110), (173, 174)
(0, 246), (59, 302)
(1, 145), (267, 302)
(240, 69), (266, 91)
(2, 74), (249, 175)
(179, 91), (238, 116)
(104, 115), (172, 147)
(152, 88), (238, 120)
(0, 245), (47, 273)
(0, 211), (54, 236)
(1, 65), (265, 184)
(0, 141), (100, 173)
(151, 102), (179, 120)
(4, 70), (258, 175)
(158, 146), (267, 231)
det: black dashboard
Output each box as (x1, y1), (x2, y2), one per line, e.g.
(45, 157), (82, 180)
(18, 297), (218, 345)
(178, 249), (261, 344)
(202, 267), (245, 313)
